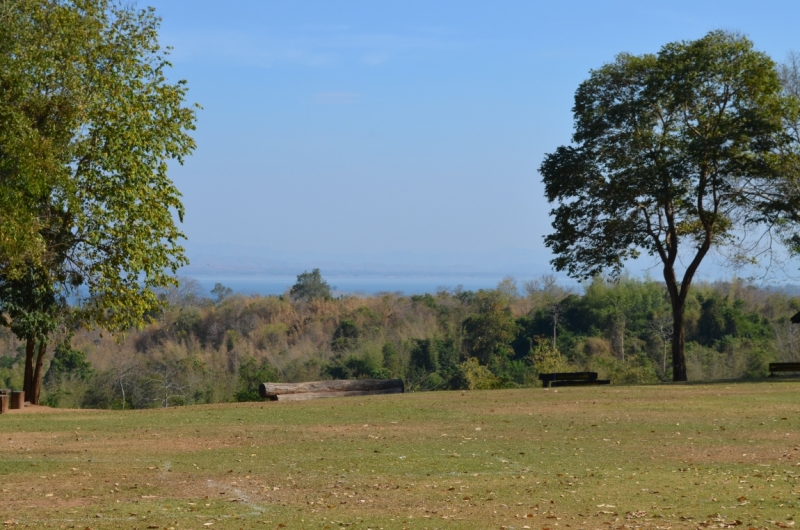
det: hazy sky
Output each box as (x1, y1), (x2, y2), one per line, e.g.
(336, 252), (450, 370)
(151, 0), (800, 277)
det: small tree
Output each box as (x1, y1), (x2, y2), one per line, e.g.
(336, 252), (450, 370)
(462, 294), (517, 365)
(148, 358), (186, 408)
(44, 339), (94, 385)
(211, 283), (233, 303)
(648, 312), (673, 376)
(541, 31), (800, 381)
(290, 269), (332, 302)
(531, 340), (571, 375)
(234, 357), (278, 402)
(523, 274), (569, 349)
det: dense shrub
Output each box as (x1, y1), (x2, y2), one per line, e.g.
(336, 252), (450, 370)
(0, 274), (790, 409)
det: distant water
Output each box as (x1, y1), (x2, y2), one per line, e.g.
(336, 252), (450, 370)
(191, 275), (512, 297)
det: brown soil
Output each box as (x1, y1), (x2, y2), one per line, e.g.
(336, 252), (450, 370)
(2, 403), (77, 414)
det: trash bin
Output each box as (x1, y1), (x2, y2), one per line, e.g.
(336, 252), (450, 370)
(10, 391), (24, 410)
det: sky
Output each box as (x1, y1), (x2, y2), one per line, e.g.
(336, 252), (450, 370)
(149, 0), (800, 280)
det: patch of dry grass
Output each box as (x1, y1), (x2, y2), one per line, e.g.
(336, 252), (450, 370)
(1, 381), (799, 529)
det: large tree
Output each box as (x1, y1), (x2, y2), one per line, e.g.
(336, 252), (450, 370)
(0, 0), (197, 403)
(540, 31), (800, 381)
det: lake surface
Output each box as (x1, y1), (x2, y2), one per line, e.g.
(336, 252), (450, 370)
(191, 275), (515, 297)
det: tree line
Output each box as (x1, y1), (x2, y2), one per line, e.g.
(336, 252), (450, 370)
(1, 271), (797, 408)
(3, 3), (800, 402)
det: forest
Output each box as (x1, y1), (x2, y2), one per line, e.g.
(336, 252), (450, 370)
(1, 271), (798, 409)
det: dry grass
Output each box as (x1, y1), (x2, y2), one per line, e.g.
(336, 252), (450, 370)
(1, 381), (799, 529)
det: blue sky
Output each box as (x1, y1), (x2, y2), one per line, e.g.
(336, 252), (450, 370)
(152, 0), (800, 279)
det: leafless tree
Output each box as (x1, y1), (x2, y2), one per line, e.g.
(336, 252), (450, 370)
(524, 275), (570, 349)
(109, 356), (137, 410)
(779, 52), (800, 187)
(158, 276), (208, 309)
(546, 277), (569, 350)
(648, 313), (673, 375)
(148, 359), (186, 408)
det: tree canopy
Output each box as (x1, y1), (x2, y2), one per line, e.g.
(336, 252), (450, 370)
(0, 0), (197, 402)
(540, 31), (800, 381)
(290, 269), (333, 302)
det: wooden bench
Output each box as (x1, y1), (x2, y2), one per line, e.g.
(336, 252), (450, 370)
(538, 372), (610, 388)
(769, 362), (800, 377)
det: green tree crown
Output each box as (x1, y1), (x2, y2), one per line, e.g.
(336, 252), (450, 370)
(290, 269), (333, 302)
(540, 31), (800, 380)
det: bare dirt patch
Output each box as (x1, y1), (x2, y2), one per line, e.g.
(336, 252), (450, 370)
(3, 403), (75, 414)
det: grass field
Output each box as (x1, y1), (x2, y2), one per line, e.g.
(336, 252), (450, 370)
(1, 382), (799, 529)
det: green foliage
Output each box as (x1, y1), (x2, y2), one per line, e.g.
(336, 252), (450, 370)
(458, 357), (499, 390)
(234, 357), (278, 402)
(44, 340), (93, 383)
(408, 338), (439, 373)
(462, 292), (517, 365)
(695, 294), (770, 347)
(411, 293), (438, 310)
(0, 347), (25, 389)
(174, 307), (202, 340)
(23, 0), (195, 331)
(587, 354), (658, 385)
(80, 371), (126, 410)
(381, 342), (402, 376)
(0, 0), (61, 278)
(404, 337), (463, 390)
(542, 31), (798, 280)
(331, 319), (359, 352)
(0, 268), (61, 343)
(0, 0), (198, 401)
(530, 341), (571, 375)
(407, 338), (459, 378)
(255, 322), (288, 351)
(325, 350), (387, 380)
(290, 269), (332, 302)
(6, 274), (796, 409)
(211, 283), (233, 303)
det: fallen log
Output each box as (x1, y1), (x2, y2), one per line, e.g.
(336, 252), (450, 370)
(274, 387), (404, 401)
(259, 379), (404, 400)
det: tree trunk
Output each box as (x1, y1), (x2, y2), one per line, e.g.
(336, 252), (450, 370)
(23, 338), (35, 398)
(671, 304), (688, 381)
(31, 341), (47, 405)
(553, 319), (557, 349)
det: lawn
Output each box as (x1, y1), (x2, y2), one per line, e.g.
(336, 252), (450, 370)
(1, 382), (799, 529)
